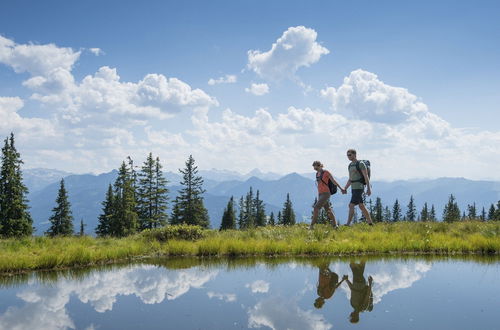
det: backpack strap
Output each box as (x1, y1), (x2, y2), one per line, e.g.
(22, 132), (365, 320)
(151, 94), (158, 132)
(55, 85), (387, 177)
(351, 161), (365, 184)
(318, 170), (329, 186)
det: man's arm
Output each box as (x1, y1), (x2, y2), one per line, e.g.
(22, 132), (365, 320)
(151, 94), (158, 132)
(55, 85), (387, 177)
(360, 165), (371, 196)
(344, 179), (351, 191)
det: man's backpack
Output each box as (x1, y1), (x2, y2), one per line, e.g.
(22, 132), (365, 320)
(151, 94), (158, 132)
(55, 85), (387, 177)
(355, 160), (371, 185)
(318, 170), (337, 195)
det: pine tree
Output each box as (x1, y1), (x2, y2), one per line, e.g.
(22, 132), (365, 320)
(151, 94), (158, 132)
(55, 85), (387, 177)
(254, 190), (266, 227)
(281, 193), (296, 225)
(487, 204), (495, 221)
(392, 199), (402, 222)
(383, 206), (391, 222)
(0, 133), (33, 237)
(406, 196), (417, 221)
(238, 196), (245, 229)
(171, 155), (209, 228)
(79, 219), (86, 236)
(241, 187), (255, 229)
(46, 179), (74, 236)
(277, 211), (283, 225)
(220, 196), (237, 230)
(429, 204), (437, 221)
(112, 161), (139, 236)
(268, 212), (275, 226)
(374, 197), (383, 223)
(495, 201), (500, 220)
(420, 203), (429, 222)
(480, 207), (486, 221)
(443, 194), (461, 223)
(96, 184), (114, 237)
(137, 153), (169, 230)
(467, 203), (477, 220)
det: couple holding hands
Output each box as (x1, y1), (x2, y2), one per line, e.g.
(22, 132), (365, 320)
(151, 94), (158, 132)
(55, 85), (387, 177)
(311, 149), (374, 229)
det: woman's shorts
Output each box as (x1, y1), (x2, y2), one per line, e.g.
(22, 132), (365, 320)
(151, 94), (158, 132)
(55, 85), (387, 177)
(314, 192), (331, 209)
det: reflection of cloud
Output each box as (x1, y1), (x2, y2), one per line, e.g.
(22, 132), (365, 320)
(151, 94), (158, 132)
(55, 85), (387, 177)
(246, 280), (270, 293)
(207, 291), (237, 302)
(248, 296), (331, 330)
(0, 265), (218, 330)
(332, 261), (432, 304)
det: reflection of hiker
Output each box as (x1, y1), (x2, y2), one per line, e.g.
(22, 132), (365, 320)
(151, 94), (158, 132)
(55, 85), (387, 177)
(314, 264), (345, 309)
(343, 149), (373, 226)
(344, 261), (374, 323)
(310, 161), (345, 229)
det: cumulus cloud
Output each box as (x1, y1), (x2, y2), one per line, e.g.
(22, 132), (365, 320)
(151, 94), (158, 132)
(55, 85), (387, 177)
(89, 48), (104, 56)
(208, 74), (237, 85)
(246, 280), (270, 293)
(207, 291), (237, 302)
(245, 83), (269, 96)
(248, 296), (332, 330)
(247, 26), (329, 81)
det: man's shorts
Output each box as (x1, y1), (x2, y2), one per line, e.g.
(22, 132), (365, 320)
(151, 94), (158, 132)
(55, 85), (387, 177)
(350, 189), (365, 205)
(314, 192), (331, 209)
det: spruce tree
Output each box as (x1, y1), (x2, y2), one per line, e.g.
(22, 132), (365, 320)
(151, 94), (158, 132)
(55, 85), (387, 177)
(79, 219), (86, 236)
(406, 196), (417, 221)
(281, 193), (296, 225)
(137, 153), (169, 230)
(113, 161), (139, 236)
(495, 201), (500, 220)
(374, 197), (383, 223)
(268, 212), (275, 226)
(368, 199), (375, 221)
(429, 204), (437, 221)
(392, 199), (402, 222)
(467, 203), (477, 220)
(480, 207), (486, 221)
(241, 187), (255, 229)
(46, 179), (74, 236)
(443, 194), (461, 223)
(96, 184), (114, 237)
(420, 203), (429, 222)
(487, 204), (495, 221)
(383, 206), (391, 222)
(220, 196), (236, 230)
(254, 190), (266, 227)
(237, 196), (245, 229)
(0, 133), (33, 237)
(277, 211), (283, 225)
(171, 155), (209, 228)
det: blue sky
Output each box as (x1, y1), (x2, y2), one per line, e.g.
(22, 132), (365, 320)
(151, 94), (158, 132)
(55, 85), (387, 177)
(1, 0), (499, 179)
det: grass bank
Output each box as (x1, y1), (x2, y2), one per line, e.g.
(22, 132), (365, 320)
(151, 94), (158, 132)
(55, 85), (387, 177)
(1, 221), (498, 274)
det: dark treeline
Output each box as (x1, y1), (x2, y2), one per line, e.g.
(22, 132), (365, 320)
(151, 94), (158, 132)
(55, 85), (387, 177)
(1, 132), (500, 238)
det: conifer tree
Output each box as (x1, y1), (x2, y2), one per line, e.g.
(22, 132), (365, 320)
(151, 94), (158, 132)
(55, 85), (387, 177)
(220, 196), (236, 230)
(374, 197), (383, 223)
(268, 212), (275, 226)
(113, 161), (139, 236)
(443, 194), (461, 223)
(429, 204), (437, 221)
(79, 219), (86, 236)
(281, 193), (296, 225)
(495, 201), (500, 220)
(406, 196), (417, 221)
(46, 179), (74, 236)
(137, 153), (169, 230)
(96, 184), (114, 236)
(171, 155), (209, 228)
(238, 196), (245, 229)
(383, 206), (391, 222)
(277, 211), (282, 225)
(392, 199), (402, 222)
(368, 199), (375, 221)
(420, 203), (429, 222)
(254, 190), (266, 227)
(467, 203), (477, 220)
(480, 207), (486, 221)
(487, 203), (495, 221)
(0, 133), (33, 237)
(242, 187), (255, 229)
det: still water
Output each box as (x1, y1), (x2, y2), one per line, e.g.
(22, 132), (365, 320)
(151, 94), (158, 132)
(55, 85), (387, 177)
(0, 257), (498, 330)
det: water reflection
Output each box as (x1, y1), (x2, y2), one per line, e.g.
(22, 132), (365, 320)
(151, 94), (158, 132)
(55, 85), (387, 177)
(1, 257), (497, 330)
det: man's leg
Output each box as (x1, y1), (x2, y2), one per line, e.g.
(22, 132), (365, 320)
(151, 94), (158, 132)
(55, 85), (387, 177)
(358, 203), (373, 225)
(346, 203), (355, 225)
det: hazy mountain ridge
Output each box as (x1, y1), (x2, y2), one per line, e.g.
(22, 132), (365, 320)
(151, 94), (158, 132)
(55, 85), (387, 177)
(24, 169), (500, 234)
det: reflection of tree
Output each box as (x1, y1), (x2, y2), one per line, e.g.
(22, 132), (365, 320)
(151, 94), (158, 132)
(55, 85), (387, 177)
(344, 261), (373, 324)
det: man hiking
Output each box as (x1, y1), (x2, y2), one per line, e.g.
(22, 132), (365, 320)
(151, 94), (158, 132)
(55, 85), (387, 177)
(343, 149), (374, 226)
(310, 160), (344, 229)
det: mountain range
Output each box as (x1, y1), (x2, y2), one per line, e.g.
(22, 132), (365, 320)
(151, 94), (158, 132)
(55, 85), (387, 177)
(23, 168), (500, 235)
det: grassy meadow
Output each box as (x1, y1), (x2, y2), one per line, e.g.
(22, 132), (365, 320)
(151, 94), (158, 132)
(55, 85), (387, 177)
(0, 221), (498, 274)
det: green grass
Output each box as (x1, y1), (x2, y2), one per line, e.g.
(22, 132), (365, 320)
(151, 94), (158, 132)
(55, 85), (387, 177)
(0, 221), (498, 274)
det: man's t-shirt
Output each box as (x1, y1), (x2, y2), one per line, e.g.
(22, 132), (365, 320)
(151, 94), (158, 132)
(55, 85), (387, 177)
(316, 170), (332, 194)
(348, 161), (366, 190)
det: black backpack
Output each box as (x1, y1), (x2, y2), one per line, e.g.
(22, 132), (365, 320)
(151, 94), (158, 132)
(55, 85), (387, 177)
(354, 160), (371, 185)
(318, 170), (337, 195)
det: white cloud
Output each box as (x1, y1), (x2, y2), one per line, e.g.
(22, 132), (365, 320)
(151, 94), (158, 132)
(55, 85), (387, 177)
(89, 48), (104, 56)
(248, 296), (332, 330)
(207, 291), (237, 302)
(208, 74), (237, 85)
(247, 26), (329, 81)
(245, 83), (269, 96)
(245, 280), (270, 293)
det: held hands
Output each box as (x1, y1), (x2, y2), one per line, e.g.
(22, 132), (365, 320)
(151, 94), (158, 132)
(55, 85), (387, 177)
(341, 188), (347, 194)
(366, 186), (372, 196)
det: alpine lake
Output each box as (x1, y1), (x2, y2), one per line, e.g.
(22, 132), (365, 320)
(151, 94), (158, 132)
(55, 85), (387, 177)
(0, 256), (498, 330)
